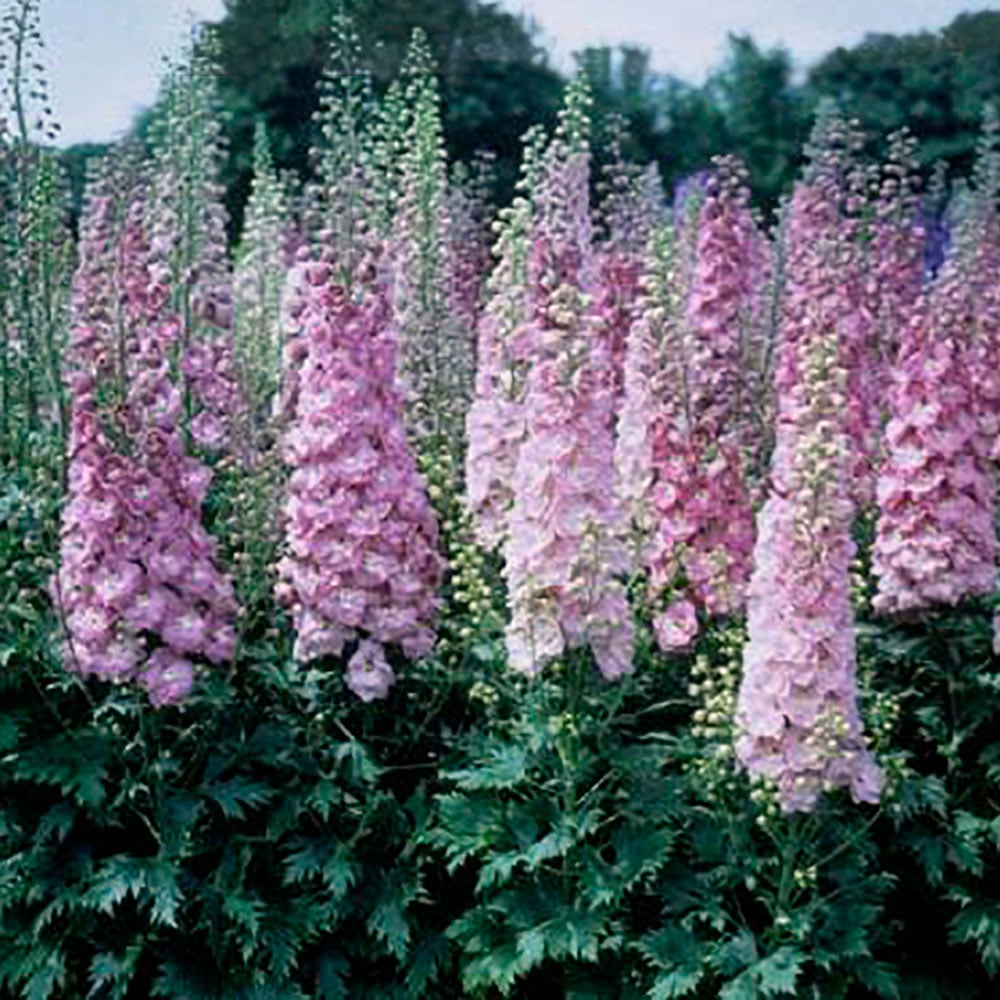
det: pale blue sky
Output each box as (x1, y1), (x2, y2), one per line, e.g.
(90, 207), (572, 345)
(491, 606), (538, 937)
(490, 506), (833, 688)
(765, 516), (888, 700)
(41, 0), (996, 146)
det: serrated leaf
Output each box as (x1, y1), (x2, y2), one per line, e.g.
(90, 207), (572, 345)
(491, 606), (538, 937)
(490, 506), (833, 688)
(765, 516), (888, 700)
(755, 947), (802, 996)
(24, 951), (66, 1000)
(316, 953), (349, 1000)
(713, 931), (757, 977)
(516, 926), (547, 969)
(222, 890), (266, 941)
(35, 802), (75, 843)
(203, 776), (275, 820)
(369, 888), (411, 960)
(949, 901), (1000, 974)
(146, 860), (182, 928)
(87, 945), (142, 1000)
(283, 839), (357, 899)
(649, 968), (704, 999)
(637, 926), (703, 970)
(406, 932), (450, 993)
(719, 971), (757, 1000)
(334, 740), (382, 783)
(855, 959), (900, 998)
(450, 745), (529, 790)
(85, 857), (150, 915)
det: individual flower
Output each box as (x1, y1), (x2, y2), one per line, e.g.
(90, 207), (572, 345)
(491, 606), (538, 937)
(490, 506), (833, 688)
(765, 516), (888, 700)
(653, 599), (699, 653)
(345, 640), (396, 702)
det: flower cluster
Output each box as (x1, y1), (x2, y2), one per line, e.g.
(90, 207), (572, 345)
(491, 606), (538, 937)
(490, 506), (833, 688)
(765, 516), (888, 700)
(872, 261), (997, 612)
(503, 285), (634, 679)
(593, 137), (665, 416)
(465, 127), (547, 550)
(276, 243), (444, 700)
(615, 226), (679, 539)
(735, 172), (882, 813)
(56, 190), (236, 705)
(619, 158), (758, 652)
(502, 93), (634, 679)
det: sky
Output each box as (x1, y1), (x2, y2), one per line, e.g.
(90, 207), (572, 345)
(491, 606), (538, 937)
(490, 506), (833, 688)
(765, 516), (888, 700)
(37, 0), (997, 147)
(511, 0), (993, 79)
(42, 0), (225, 146)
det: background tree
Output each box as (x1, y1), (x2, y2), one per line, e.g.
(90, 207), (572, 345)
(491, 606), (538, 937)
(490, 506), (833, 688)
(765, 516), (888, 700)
(213, 0), (563, 226)
(807, 10), (1000, 176)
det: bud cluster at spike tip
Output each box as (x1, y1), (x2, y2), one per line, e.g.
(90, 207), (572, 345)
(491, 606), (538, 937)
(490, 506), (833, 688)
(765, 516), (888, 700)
(275, 237), (444, 701)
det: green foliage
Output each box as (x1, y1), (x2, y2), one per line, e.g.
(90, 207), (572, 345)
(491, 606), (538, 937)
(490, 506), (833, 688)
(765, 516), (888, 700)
(6, 433), (1000, 997)
(213, 0), (564, 222)
(807, 11), (1000, 179)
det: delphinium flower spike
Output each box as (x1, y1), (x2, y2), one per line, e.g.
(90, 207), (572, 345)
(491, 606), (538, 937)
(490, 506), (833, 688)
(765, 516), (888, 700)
(502, 77), (634, 680)
(276, 232), (444, 701)
(735, 110), (882, 812)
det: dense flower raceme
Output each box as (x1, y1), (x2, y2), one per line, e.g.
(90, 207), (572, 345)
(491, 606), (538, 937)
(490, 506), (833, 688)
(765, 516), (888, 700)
(502, 110), (635, 680)
(873, 116), (1000, 616)
(615, 224), (679, 540)
(446, 156), (495, 340)
(503, 284), (635, 680)
(55, 190), (236, 705)
(465, 127), (547, 550)
(872, 255), (998, 614)
(275, 242), (444, 701)
(617, 159), (758, 652)
(735, 178), (882, 813)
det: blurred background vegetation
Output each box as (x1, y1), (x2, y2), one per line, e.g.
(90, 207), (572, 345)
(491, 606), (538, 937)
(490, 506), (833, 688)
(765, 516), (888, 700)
(59, 1), (1000, 228)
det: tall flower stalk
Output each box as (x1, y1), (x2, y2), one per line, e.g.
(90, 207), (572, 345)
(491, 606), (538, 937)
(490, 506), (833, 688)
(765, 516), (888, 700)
(147, 28), (242, 455)
(233, 121), (293, 444)
(465, 126), (547, 549)
(55, 187), (236, 704)
(276, 236), (444, 701)
(502, 78), (634, 680)
(735, 113), (882, 813)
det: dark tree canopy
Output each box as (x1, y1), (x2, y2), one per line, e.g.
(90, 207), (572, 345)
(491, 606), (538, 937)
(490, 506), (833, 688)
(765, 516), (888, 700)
(62, 3), (1000, 230)
(806, 10), (1000, 176)
(213, 0), (564, 223)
